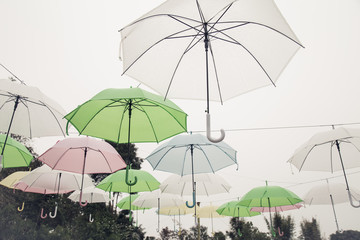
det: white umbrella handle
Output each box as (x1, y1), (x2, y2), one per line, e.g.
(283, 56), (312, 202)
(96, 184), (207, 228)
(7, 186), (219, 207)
(206, 113), (225, 143)
(348, 190), (360, 208)
(49, 204), (58, 218)
(89, 214), (94, 223)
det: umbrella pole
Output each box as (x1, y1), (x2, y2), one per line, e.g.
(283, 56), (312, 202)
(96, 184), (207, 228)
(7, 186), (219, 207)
(79, 148), (88, 206)
(0, 95), (20, 169)
(203, 23), (225, 143)
(267, 197), (275, 239)
(157, 198), (160, 232)
(329, 194), (340, 231)
(335, 140), (360, 208)
(125, 99), (137, 186)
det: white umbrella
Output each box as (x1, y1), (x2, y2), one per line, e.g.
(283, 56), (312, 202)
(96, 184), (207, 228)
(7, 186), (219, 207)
(160, 173), (231, 197)
(68, 186), (112, 204)
(133, 189), (185, 232)
(303, 180), (360, 231)
(0, 79), (68, 169)
(119, 0), (302, 142)
(288, 127), (360, 208)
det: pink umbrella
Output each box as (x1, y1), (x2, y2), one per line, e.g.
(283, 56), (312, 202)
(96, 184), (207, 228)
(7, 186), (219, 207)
(38, 137), (127, 205)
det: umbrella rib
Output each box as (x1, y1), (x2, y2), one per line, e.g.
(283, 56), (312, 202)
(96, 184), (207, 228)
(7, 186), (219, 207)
(298, 144), (318, 171)
(39, 100), (66, 136)
(196, 146), (216, 173)
(136, 103), (159, 143)
(208, 41), (223, 104)
(151, 146), (177, 170)
(116, 100), (129, 143)
(180, 146), (191, 176)
(51, 148), (74, 170)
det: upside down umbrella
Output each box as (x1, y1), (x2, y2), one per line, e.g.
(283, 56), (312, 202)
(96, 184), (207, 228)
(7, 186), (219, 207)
(0, 134), (33, 169)
(146, 133), (236, 216)
(288, 126), (360, 208)
(0, 79), (67, 169)
(303, 180), (360, 231)
(119, 0), (303, 142)
(64, 87), (187, 186)
(38, 137), (126, 206)
(237, 181), (303, 238)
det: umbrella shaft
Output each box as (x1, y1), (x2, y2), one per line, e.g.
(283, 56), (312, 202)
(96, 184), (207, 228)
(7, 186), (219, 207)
(204, 23), (210, 114)
(1, 95), (20, 156)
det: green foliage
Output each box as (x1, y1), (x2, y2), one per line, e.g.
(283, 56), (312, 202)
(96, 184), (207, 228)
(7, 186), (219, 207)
(189, 224), (210, 240)
(226, 217), (270, 240)
(212, 231), (226, 240)
(264, 212), (296, 240)
(298, 217), (323, 240)
(330, 230), (360, 240)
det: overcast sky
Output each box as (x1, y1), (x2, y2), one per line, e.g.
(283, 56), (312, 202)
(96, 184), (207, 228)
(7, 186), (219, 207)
(1, 0), (360, 238)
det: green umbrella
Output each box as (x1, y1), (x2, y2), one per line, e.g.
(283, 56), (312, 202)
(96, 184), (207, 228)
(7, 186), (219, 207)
(117, 193), (150, 225)
(64, 87), (187, 186)
(96, 169), (160, 193)
(237, 181), (303, 238)
(97, 168), (160, 221)
(216, 201), (261, 218)
(0, 134), (33, 169)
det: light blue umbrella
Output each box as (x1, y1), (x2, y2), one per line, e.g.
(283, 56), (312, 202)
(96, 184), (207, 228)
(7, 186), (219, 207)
(146, 133), (237, 210)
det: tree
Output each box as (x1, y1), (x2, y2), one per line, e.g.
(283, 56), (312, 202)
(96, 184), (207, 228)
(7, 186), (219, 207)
(189, 224), (210, 240)
(264, 212), (295, 239)
(298, 217), (323, 240)
(330, 230), (360, 240)
(211, 231), (226, 240)
(226, 217), (270, 240)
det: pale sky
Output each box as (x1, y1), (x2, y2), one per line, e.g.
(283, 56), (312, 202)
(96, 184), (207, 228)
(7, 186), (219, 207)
(1, 0), (360, 238)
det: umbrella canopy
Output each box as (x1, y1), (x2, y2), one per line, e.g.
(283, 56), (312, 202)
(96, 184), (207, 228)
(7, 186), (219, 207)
(0, 171), (30, 189)
(38, 137), (126, 174)
(0, 79), (67, 138)
(68, 186), (112, 203)
(119, 0), (302, 142)
(13, 165), (94, 194)
(216, 201), (260, 217)
(158, 205), (195, 216)
(133, 189), (185, 209)
(197, 205), (224, 219)
(288, 127), (360, 208)
(0, 134), (33, 168)
(250, 203), (303, 212)
(116, 194), (149, 211)
(146, 134), (237, 176)
(160, 173), (231, 197)
(64, 87), (187, 144)
(96, 169), (160, 193)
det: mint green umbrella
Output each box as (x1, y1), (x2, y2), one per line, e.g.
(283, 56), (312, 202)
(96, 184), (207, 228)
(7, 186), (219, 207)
(237, 182), (303, 238)
(64, 87), (187, 144)
(65, 87), (187, 186)
(216, 201), (260, 218)
(0, 134), (33, 169)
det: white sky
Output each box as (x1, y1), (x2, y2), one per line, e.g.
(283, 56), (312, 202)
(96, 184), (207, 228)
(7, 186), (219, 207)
(1, 0), (360, 238)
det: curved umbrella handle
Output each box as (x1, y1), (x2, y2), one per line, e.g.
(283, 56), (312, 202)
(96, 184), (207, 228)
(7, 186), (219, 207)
(129, 211), (133, 222)
(49, 204), (58, 218)
(278, 227), (284, 236)
(40, 208), (47, 219)
(206, 113), (225, 143)
(348, 190), (360, 208)
(185, 192), (196, 208)
(237, 229), (242, 237)
(125, 165), (137, 186)
(271, 227), (276, 237)
(79, 193), (88, 207)
(17, 202), (25, 212)
(89, 214), (94, 223)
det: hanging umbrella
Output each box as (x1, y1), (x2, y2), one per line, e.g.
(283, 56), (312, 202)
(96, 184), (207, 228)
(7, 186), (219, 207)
(160, 173), (231, 197)
(118, 0), (303, 142)
(197, 205), (225, 235)
(64, 87), (187, 186)
(250, 203), (303, 212)
(68, 186), (112, 204)
(133, 189), (185, 232)
(117, 193), (150, 225)
(288, 126), (360, 208)
(97, 168), (160, 222)
(0, 79), (67, 168)
(237, 181), (303, 238)
(0, 134), (33, 169)
(38, 137), (126, 205)
(216, 201), (260, 218)
(0, 170), (30, 189)
(158, 205), (195, 233)
(13, 164), (94, 218)
(303, 180), (360, 231)
(146, 133), (236, 213)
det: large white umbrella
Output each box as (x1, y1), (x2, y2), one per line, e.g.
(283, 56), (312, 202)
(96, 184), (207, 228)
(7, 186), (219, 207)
(132, 189), (185, 232)
(303, 181), (360, 231)
(0, 79), (68, 169)
(288, 127), (360, 208)
(119, 0), (302, 142)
